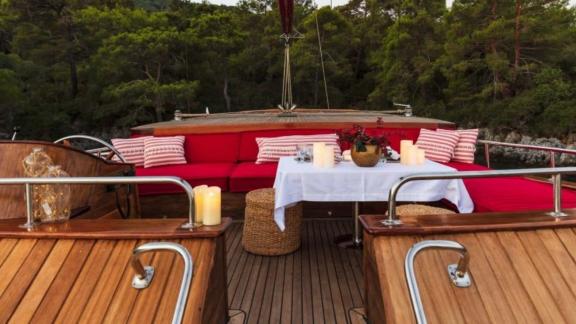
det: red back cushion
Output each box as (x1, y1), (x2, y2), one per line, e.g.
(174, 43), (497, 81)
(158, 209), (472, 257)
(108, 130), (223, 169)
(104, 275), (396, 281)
(363, 128), (423, 152)
(238, 129), (337, 161)
(184, 133), (240, 163)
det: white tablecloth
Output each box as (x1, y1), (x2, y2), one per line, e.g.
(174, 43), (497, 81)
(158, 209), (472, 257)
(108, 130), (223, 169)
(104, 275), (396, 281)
(272, 157), (474, 230)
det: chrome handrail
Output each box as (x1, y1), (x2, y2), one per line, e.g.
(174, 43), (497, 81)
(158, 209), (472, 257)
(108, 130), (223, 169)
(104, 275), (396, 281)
(384, 167), (576, 226)
(54, 135), (127, 163)
(0, 176), (196, 229)
(131, 242), (193, 324)
(478, 139), (576, 168)
(405, 240), (471, 324)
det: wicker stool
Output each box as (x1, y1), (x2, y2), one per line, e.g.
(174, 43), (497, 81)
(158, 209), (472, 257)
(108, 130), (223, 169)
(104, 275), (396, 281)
(242, 188), (303, 256)
(393, 204), (456, 217)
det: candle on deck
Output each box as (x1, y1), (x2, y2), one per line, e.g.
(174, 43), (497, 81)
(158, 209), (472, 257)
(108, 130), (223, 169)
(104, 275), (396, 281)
(193, 185), (208, 224)
(202, 186), (221, 225)
(313, 142), (327, 167)
(323, 146), (335, 168)
(407, 146), (419, 165)
(416, 148), (426, 165)
(400, 140), (413, 165)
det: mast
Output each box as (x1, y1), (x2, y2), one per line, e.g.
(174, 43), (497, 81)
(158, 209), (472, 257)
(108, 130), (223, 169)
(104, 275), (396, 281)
(278, 0), (301, 115)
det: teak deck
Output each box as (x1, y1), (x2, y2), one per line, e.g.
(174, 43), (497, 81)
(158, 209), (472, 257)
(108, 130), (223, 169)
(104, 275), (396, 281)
(0, 219), (230, 324)
(362, 211), (576, 324)
(225, 220), (364, 324)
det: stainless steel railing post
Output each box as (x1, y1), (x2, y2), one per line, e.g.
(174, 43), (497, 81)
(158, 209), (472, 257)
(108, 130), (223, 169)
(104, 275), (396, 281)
(548, 173), (567, 217)
(20, 183), (35, 229)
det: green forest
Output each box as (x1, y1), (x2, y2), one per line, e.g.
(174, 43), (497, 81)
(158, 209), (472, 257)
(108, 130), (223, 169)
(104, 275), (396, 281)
(0, 0), (575, 140)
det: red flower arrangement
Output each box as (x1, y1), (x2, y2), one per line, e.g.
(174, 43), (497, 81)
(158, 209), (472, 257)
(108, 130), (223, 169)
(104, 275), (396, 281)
(337, 124), (388, 152)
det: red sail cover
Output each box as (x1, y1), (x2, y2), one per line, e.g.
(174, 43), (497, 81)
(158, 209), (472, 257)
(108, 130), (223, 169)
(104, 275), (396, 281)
(278, 0), (294, 35)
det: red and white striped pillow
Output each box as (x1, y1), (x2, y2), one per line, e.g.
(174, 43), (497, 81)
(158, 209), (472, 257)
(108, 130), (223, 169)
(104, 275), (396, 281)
(415, 129), (460, 163)
(255, 134), (341, 164)
(438, 128), (479, 163)
(143, 136), (187, 168)
(111, 136), (151, 167)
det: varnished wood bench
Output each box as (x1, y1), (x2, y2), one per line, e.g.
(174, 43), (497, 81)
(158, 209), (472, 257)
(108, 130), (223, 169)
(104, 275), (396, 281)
(361, 210), (576, 324)
(0, 218), (231, 323)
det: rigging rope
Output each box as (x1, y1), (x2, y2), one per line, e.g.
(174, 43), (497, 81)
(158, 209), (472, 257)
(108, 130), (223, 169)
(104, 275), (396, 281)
(315, 11), (330, 109)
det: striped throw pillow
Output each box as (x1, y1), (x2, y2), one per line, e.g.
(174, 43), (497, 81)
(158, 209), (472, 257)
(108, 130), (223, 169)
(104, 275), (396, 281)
(415, 129), (460, 163)
(111, 136), (151, 167)
(439, 128), (479, 164)
(143, 136), (187, 168)
(255, 134), (341, 164)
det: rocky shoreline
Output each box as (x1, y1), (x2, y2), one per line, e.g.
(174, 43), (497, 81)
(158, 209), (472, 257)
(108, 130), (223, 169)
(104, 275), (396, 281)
(481, 129), (576, 166)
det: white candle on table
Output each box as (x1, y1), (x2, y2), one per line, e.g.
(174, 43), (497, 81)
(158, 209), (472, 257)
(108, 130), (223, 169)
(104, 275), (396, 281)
(323, 146), (335, 168)
(202, 186), (221, 225)
(313, 142), (326, 167)
(416, 148), (426, 165)
(400, 140), (413, 165)
(407, 146), (419, 165)
(193, 185), (208, 224)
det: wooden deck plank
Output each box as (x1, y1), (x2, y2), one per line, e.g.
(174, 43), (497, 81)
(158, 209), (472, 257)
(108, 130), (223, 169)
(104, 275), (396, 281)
(518, 230), (576, 321)
(223, 219), (362, 324)
(300, 220), (314, 324)
(452, 233), (517, 324)
(0, 239), (18, 268)
(497, 231), (566, 323)
(153, 239), (202, 323)
(77, 240), (138, 323)
(29, 240), (96, 324)
(0, 239), (55, 323)
(9, 239), (75, 323)
(0, 239), (37, 297)
(54, 240), (116, 324)
(477, 232), (542, 323)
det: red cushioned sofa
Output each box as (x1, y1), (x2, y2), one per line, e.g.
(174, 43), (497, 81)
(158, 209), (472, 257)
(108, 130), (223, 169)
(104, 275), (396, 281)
(136, 127), (422, 195)
(135, 127), (576, 213)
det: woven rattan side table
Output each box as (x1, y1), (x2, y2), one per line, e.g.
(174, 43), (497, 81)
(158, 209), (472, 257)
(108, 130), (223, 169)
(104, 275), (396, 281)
(242, 188), (303, 256)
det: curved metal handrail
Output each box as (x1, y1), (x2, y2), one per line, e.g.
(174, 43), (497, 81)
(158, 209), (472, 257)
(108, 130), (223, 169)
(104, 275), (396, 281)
(54, 135), (127, 163)
(131, 242), (193, 324)
(405, 240), (471, 324)
(384, 167), (576, 226)
(0, 176), (197, 229)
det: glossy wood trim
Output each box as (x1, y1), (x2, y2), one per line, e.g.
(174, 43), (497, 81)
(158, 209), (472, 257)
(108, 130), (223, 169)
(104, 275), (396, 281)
(134, 121), (454, 136)
(0, 140), (133, 167)
(0, 218), (232, 239)
(360, 209), (576, 235)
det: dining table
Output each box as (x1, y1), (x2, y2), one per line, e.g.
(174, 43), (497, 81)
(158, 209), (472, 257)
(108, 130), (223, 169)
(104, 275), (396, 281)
(273, 156), (474, 247)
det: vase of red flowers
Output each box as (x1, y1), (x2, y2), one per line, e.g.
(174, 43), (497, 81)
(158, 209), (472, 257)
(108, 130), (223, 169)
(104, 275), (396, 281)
(338, 124), (388, 167)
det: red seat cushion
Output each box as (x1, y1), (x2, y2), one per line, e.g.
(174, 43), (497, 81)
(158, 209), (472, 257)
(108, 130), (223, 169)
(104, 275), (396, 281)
(184, 133), (240, 163)
(443, 162), (576, 212)
(136, 163), (234, 195)
(229, 162), (278, 192)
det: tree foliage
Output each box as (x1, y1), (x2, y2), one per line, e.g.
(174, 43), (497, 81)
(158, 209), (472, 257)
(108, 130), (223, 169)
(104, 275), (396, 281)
(0, 0), (575, 140)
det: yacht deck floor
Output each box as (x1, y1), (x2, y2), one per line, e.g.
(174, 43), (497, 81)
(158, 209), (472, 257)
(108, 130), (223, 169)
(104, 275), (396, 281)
(225, 220), (365, 324)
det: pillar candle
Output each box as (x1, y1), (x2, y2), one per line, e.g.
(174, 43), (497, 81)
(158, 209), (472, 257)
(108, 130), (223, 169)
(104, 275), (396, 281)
(193, 185), (208, 224)
(202, 186), (221, 226)
(323, 146), (335, 168)
(416, 148), (426, 165)
(407, 146), (419, 165)
(313, 142), (327, 167)
(400, 140), (413, 165)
